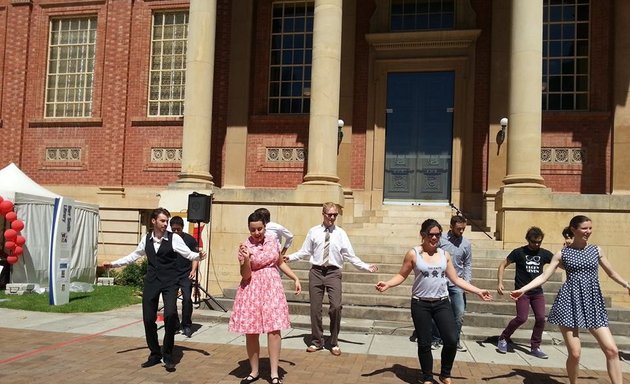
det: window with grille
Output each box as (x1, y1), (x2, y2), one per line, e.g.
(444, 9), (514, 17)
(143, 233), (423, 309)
(149, 11), (188, 117)
(268, 1), (313, 114)
(390, 0), (454, 31)
(45, 17), (97, 118)
(542, 0), (590, 111)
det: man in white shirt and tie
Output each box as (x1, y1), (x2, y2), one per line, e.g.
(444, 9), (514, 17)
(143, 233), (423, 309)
(286, 202), (378, 357)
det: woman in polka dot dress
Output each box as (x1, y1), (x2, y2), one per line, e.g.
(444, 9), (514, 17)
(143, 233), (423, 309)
(511, 215), (629, 384)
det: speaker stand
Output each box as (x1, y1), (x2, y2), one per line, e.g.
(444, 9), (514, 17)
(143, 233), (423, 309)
(192, 222), (227, 312)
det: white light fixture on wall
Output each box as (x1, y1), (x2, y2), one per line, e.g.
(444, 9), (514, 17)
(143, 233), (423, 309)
(497, 117), (508, 146)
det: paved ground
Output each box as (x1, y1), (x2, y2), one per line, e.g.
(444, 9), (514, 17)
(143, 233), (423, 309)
(1, 305), (630, 383)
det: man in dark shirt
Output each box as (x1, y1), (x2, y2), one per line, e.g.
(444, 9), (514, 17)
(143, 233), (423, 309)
(496, 226), (553, 359)
(170, 216), (199, 338)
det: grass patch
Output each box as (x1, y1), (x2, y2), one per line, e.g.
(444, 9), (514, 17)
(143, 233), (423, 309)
(0, 285), (142, 313)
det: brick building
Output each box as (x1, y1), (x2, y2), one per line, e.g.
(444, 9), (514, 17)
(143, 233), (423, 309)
(2, 0), (630, 303)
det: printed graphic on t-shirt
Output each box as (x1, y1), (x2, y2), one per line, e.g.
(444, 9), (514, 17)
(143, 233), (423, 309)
(422, 266), (445, 278)
(525, 254), (542, 274)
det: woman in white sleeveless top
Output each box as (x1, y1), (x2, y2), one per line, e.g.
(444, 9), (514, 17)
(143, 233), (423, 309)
(376, 219), (492, 384)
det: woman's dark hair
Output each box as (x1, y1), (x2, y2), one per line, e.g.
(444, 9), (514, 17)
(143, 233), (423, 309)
(248, 211), (266, 225)
(569, 215), (591, 230)
(253, 207), (271, 224)
(562, 226), (574, 240)
(420, 218), (442, 237)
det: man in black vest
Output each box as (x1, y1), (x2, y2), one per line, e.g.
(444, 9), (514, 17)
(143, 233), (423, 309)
(169, 215), (198, 338)
(104, 207), (206, 370)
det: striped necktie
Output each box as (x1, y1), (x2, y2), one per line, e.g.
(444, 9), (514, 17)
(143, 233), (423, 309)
(322, 228), (330, 266)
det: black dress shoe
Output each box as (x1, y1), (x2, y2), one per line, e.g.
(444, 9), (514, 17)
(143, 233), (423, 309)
(163, 355), (176, 370)
(140, 356), (162, 368)
(239, 375), (259, 384)
(182, 326), (192, 338)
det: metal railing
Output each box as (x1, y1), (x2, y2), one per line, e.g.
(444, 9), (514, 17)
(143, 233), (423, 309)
(449, 203), (494, 240)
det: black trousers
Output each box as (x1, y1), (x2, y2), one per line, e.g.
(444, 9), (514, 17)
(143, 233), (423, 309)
(178, 275), (193, 327)
(411, 298), (458, 381)
(142, 277), (179, 359)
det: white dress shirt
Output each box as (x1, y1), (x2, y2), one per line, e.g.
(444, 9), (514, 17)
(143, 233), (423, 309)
(265, 221), (294, 251)
(110, 231), (201, 267)
(287, 224), (370, 271)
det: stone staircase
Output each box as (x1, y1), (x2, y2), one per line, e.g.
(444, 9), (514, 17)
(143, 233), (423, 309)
(217, 204), (630, 348)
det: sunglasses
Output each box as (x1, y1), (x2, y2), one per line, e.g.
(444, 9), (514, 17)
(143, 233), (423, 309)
(323, 212), (338, 217)
(426, 232), (441, 238)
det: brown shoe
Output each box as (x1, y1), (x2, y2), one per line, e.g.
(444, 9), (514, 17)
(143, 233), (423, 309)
(306, 345), (323, 353)
(330, 346), (341, 356)
(439, 376), (453, 384)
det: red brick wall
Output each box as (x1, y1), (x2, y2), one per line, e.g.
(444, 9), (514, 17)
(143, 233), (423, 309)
(0, 0), (193, 187)
(0, 0), (616, 196)
(470, 0), (492, 198)
(350, 2), (375, 190)
(540, 0), (613, 194)
(246, 0), (310, 188)
(0, 2), (32, 170)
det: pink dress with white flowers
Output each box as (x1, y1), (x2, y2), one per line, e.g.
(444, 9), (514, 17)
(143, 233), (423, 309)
(228, 233), (291, 334)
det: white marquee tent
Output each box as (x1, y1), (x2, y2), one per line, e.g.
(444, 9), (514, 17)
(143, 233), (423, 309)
(0, 163), (99, 286)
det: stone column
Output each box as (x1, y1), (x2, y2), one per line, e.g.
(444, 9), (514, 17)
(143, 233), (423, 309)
(174, 0), (215, 188)
(503, 0), (545, 187)
(612, 0), (630, 194)
(302, 0), (342, 185)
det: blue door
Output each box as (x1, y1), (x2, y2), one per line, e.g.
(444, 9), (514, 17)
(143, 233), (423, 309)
(384, 72), (454, 202)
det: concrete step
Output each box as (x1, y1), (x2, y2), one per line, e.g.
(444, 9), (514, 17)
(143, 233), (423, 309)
(233, 204), (630, 347)
(193, 305), (630, 350)
(222, 281), (627, 324)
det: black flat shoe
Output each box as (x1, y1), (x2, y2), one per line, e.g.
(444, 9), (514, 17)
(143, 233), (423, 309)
(140, 356), (162, 368)
(240, 375), (259, 384)
(271, 377), (283, 384)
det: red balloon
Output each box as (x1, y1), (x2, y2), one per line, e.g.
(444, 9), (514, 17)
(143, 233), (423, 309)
(13, 246), (23, 257)
(0, 195), (3, 204)
(4, 229), (17, 242)
(5, 211), (17, 222)
(0, 200), (13, 215)
(15, 235), (25, 246)
(11, 220), (24, 232)
(6, 256), (18, 265)
(4, 241), (16, 251)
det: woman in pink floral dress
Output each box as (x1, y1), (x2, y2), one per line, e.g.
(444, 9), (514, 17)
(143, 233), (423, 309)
(229, 211), (301, 384)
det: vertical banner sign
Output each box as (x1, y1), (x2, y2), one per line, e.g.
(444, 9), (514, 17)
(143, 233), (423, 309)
(49, 197), (73, 305)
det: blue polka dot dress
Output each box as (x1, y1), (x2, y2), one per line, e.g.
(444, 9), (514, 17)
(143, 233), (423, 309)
(547, 244), (608, 329)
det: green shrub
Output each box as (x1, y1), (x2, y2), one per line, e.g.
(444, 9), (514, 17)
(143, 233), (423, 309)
(112, 259), (147, 288)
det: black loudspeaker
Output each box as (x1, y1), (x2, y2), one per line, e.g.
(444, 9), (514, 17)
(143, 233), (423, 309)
(187, 192), (211, 223)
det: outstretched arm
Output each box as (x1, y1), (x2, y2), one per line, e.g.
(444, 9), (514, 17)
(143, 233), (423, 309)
(286, 230), (314, 262)
(103, 237), (147, 268)
(598, 246), (630, 295)
(445, 252), (492, 301)
(511, 250), (562, 299)
(375, 249), (414, 292)
(339, 231), (378, 272)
